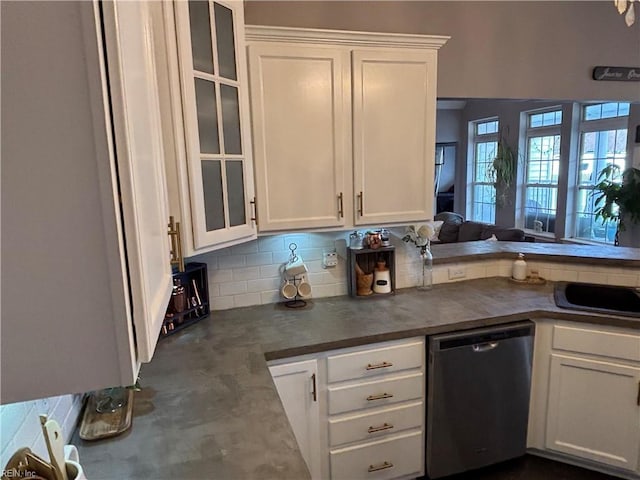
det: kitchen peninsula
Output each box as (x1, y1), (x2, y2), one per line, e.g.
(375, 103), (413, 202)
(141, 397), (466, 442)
(75, 243), (640, 479)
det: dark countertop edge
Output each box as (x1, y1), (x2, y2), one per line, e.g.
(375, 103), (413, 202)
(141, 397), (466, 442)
(431, 251), (640, 267)
(263, 308), (640, 361)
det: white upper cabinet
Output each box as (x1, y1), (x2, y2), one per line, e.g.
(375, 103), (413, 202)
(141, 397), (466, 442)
(2, 1), (172, 403)
(352, 50), (437, 225)
(172, 0), (257, 253)
(246, 26), (448, 232)
(102, 1), (174, 364)
(248, 44), (350, 231)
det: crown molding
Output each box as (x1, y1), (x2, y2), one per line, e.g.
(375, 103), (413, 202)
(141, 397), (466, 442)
(245, 25), (450, 50)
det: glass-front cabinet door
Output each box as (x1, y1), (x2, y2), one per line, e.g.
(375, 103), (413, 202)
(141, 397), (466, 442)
(174, 0), (256, 251)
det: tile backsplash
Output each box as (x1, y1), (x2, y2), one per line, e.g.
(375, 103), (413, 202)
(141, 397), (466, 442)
(191, 231), (640, 311)
(0, 394), (82, 468)
(191, 230), (431, 310)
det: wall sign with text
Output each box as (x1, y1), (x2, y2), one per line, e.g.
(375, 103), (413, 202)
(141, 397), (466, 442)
(592, 66), (640, 82)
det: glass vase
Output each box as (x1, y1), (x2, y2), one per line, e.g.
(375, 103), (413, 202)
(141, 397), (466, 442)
(417, 242), (433, 291)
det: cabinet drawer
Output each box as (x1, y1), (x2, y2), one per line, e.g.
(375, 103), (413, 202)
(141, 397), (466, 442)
(327, 339), (424, 383)
(330, 430), (423, 480)
(329, 401), (423, 447)
(328, 372), (423, 415)
(552, 325), (640, 362)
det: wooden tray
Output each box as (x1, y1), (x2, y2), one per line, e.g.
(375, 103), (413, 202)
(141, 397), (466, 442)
(79, 389), (134, 441)
(509, 276), (547, 285)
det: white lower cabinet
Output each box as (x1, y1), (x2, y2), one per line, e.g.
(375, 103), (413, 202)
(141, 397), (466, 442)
(529, 320), (640, 476)
(269, 337), (425, 480)
(545, 354), (640, 471)
(269, 359), (322, 480)
(330, 430), (423, 480)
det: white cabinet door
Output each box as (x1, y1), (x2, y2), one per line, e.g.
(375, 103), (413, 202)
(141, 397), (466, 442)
(546, 354), (640, 472)
(269, 360), (322, 480)
(174, 0), (257, 252)
(248, 44), (349, 232)
(102, 1), (173, 364)
(352, 50), (437, 225)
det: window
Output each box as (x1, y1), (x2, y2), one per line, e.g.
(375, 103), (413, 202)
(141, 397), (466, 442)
(469, 119), (498, 224)
(574, 102), (629, 243)
(522, 109), (562, 233)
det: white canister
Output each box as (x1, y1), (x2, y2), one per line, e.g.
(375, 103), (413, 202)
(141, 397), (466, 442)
(512, 253), (528, 281)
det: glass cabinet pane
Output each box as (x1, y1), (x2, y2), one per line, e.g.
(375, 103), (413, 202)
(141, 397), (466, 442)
(194, 78), (220, 154)
(188, 1), (214, 74)
(202, 160), (225, 231)
(220, 84), (242, 154)
(214, 3), (237, 80)
(226, 161), (246, 227)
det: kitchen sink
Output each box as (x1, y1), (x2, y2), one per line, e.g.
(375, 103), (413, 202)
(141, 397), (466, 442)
(554, 282), (640, 318)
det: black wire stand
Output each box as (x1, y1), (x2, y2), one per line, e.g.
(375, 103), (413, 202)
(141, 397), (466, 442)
(285, 274), (307, 309)
(283, 242), (307, 308)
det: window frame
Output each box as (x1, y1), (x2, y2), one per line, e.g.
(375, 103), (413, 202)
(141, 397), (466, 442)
(467, 118), (499, 224)
(519, 107), (563, 235)
(572, 103), (630, 244)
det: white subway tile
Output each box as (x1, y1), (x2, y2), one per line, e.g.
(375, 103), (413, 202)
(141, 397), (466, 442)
(284, 234), (310, 249)
(259, 264), (283, 278)
(234, 293), (261, 308)
(578, 271), (608, 284)
(258, 235), (285, 252)
(311, 284), (335, 298)
(211, 296), (235, 311)
(233, 267), (261, 281)
(247, 277), (281, 293)
(219, 281), (247, 296)
(308, 233), (336, 248)
(209, 283), (220, 297)
(13, 407), (41, 450)
(231, 241), (258, 255)
(607, 274), (638, 287)
(245, 252), (273, 266)
(261, 290), (281, 305)
(209, 269), (233, 284)
(297, 248), (322, 261)
(218, 255), (246, 269)
(485, 262), (500, 277)
(334, 283), (349, 296)
(1, 439), (17, 469)
(0, 402), (27, 448)
(307, 272), (335, 285)
(31, 434), (48, 462)
(272, 250), (292, 264)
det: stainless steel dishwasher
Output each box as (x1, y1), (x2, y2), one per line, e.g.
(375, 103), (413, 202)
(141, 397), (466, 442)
(426, 321), (534, 479)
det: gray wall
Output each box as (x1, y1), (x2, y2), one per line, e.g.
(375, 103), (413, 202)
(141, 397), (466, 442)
(245, 1), (640, 101)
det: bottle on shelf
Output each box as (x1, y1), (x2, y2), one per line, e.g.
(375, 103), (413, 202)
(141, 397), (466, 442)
(172, 278), (187, 314)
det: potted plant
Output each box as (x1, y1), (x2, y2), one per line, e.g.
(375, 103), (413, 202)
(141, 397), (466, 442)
(593, 164), (640, 244)
(488, 134), (517, 208)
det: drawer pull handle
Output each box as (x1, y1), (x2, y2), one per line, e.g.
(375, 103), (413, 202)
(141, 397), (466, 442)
(366, 361), (393, 370)
(368, 461), (393, 473)
(368, 423), (394, 434)
(366, 393), (393, 401)
(637, 380), (640, 406)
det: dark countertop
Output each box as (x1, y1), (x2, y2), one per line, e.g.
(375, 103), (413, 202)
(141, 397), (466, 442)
(75, 278), (640, 479)
(430, 241), (640, 267)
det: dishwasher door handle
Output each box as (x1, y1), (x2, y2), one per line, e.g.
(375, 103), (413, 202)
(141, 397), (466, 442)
(472, 342), (499, 352)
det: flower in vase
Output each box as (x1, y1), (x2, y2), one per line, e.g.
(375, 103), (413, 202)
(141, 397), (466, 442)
(402, 221), (442, 253)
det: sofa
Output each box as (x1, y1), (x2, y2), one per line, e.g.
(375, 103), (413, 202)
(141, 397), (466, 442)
(434, 211), (530, 243)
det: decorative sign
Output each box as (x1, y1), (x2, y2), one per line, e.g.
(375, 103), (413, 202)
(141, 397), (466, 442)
(592, 66), (640, 82)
